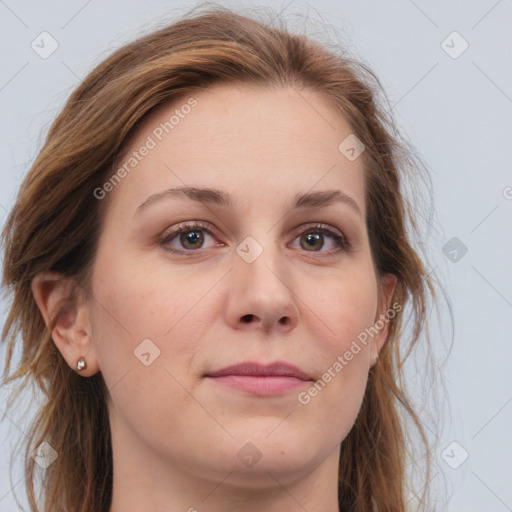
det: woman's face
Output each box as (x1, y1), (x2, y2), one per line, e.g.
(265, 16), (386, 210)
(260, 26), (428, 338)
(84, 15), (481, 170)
(86, 83), (396, 488)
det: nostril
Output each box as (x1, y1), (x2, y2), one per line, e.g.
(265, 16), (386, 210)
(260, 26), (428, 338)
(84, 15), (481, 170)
(242, 314), (254, 323)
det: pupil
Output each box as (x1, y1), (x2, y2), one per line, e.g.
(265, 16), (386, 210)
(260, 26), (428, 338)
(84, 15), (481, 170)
(305, 233), (322, 249)
(182, 230), (203, 248)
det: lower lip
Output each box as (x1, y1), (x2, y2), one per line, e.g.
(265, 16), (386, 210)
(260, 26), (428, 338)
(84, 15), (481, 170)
(207, 375), (309, 395)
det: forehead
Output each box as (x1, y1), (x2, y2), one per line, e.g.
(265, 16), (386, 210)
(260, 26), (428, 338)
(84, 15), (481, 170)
(105, 83), (366, 217)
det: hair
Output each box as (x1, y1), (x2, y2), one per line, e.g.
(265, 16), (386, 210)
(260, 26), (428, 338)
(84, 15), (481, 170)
(1, 5), (449, 512)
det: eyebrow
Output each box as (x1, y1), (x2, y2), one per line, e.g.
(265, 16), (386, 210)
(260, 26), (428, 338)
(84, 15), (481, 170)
(135, 186), (362, 218)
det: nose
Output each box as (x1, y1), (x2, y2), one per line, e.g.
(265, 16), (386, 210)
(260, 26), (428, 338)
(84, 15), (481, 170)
(223, 241), (299, 335)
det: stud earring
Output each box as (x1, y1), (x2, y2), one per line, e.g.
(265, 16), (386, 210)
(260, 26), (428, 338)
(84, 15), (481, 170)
(76, 357), (87, 371)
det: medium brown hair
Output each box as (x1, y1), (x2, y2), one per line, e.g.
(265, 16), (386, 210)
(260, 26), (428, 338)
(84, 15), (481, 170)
(2, 6), (446, 511)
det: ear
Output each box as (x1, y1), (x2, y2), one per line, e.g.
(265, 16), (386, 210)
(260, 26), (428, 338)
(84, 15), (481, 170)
(31, 272), (100, 376)
(369, 273), (398, 368)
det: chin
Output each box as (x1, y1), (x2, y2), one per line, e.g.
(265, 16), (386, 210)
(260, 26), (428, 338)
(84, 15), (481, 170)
(196, 428), (324, 487)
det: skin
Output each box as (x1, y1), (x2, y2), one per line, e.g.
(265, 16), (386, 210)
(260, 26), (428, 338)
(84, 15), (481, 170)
(32, 83), (396, 512)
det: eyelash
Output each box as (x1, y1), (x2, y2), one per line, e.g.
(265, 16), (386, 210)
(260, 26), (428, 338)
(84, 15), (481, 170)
(159, 220), (352, 258)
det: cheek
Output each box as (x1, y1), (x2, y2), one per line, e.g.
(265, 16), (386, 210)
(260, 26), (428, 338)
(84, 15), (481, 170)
(296, 271), (377, 433)
(88, 252), (220, 389)
(310, 268), (378, 351)
(88, 257), (213, 448)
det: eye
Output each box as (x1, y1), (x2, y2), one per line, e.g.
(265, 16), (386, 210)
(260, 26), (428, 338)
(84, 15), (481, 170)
(289, 223), (351, 256)
(160, 221), (221, 254)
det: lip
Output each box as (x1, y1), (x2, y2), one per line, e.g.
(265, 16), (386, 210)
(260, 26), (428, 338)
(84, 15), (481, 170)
(205, 361), (312, 396)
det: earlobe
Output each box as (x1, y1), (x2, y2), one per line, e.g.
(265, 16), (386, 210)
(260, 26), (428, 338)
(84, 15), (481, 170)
(31, 272), (100, 376)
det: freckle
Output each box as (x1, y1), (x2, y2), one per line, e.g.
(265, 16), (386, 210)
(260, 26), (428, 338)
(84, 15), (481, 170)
(280, 450), (285, 455)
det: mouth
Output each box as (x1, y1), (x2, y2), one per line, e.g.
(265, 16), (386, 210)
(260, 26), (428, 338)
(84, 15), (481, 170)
(204, 361), (313, 396)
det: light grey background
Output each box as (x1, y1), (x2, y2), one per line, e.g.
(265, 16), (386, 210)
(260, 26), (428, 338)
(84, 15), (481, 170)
(1, 0), (511, 510)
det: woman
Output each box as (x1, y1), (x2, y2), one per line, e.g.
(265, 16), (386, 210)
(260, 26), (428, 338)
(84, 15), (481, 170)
(1, 6), (443, 512)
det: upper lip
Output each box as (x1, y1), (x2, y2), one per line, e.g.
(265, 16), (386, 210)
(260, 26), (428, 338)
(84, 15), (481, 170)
(206, 361), (312, 381)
